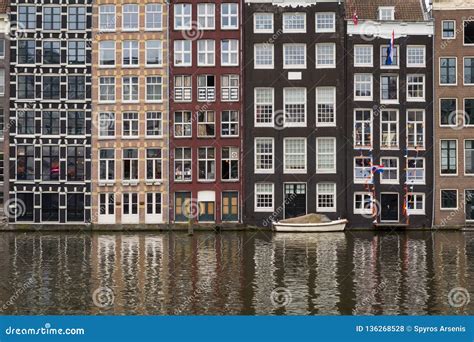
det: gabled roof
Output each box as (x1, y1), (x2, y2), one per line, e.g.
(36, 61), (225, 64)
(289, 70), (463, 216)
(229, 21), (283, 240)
(345, 0), (427, 22)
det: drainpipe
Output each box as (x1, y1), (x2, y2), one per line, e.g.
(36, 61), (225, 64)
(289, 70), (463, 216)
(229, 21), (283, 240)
(166, 0), (171, 228)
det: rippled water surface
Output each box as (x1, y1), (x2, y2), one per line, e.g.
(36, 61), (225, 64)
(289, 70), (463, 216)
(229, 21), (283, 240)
(1, 231), (473, 315)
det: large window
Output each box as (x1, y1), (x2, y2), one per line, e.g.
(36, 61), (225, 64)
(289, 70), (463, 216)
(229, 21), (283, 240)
(174, 4), (192, 30)
(380, 157), (398, 184)
(255, 138), (274, 173)
(123, 76), (139, 102)
(146, 76), (163, 102)
(354, 109), (372, 148)
(441, 190), (458, 209)
(354, 45), (373, 67)
(123, 149), (139, 181)
(354, 193), (373, 215)
(283, 13), (306, 33)
(316, 43), (335, 68)
(68, 41), (86, 64)
(123, 40), (139, 66)
(380, 45), (398, 67)
(440, 98), (457, 126)
(316, 87), (336, 126)
(221, 3), (238, 29)
(122, 112), (139, 138)
(464, 99), (474, 126)
(197, 75), (215, 101)
(99, 76), (115, 102)
(42, 146), (60, 181)
(67, 146), (85, 181)
(43, 76), (60, 100)
(146, 4), (162, 30)
(146, 148), (162, 181)
(99, 112), (115, 137)
(198, 3), (215, 29)
(316, 137), (336, 173)
(198, 147), (216, 181)
(67, 111), (85, 135)
(221, 40), (239, 66)
(18, 40), (35, 64)
(254, 13), (273, 33)
(407, 110), (425, 149)
(174, 75), (192, 102)
(42, 193), (59, 222)
(99, 41), (115, 66)
(407, 75), (425, 101)
(67, 194), (84, 222)
(43, 40), (61, 64)
(315, 12), (335, 32)
(174, 147), (192, 181)
(381, 75), (398, 102)
(221, 110), (239, 137)
(354, 74), (372, 100)
(68, 76), (86, 100)
(255, 183), (274, 212)
(407, 158), (425, 184)
(221, 75), (239, 102)
(68, 6), (86, 30)
(146, 40), (163, 66)
(42, 111), (60, 135)
(466, 140), (474, 175)
(354, 157), (372, 183)
(174, 40), (192, 66)
(316, 183), (336, 212)
(440, 57), (457, 85)
(464, 20), (474, 45)
(43, 6), (61, 30)
(284, 138), (306, 173)
(16, 145), (35, 180)
(441, 140), (457, 175)
(381, 110), (398, 148)
(17, 111), (35, 135)
(197, 111), (215, 137)
(406, 193), (425, 215)
(222, 147), (239, 181)
(18, 5), (36, 30)
(16, 193), (34, 222)
(99, 5), (116, 31)
(255, 88), (273, 126)
(442, 20), (455, 39)
(146, 112), (162, 137)
(284, 88), (306, 126)
(254, 44), (274, 69)
(17, 75), (35, 99)
(99, 149), (115, 181)
(283, 44), (306, 69)
(123, 4), (139, 31)
(407, 46), (425, 67)
(464, 58), (474, 85)
(174, 111), (192, 137)
(198, 39), (215, 66)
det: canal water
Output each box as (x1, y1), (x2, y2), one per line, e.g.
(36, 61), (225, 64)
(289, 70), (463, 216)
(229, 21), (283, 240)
(0, 231), (473, 315)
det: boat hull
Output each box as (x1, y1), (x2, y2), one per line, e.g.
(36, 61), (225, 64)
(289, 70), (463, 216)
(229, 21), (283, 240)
(272, 219), (348, 232)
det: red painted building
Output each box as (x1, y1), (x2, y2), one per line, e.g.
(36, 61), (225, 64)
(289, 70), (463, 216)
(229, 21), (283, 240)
(169, 0), (243, 224)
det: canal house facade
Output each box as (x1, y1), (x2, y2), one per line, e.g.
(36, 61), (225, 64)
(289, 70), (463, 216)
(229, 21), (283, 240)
(432, 0), (474, 227)
(8, 0), (93, 224)
(0, 1), (8, 219)
(344, 0), (434, 228)
(169, 0), (244, 224)
(243, 0), (347, 226)
(91, 0), (169, 225)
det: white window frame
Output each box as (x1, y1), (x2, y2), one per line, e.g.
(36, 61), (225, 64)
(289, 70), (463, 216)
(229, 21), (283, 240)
(145, 3), (163, 31)
(221, 3), (239, 30)
(254, 44), (274, 69)
(316, 183), (337, 212)
(254, 137), (274, 174)
(407, 157), (426, 184)
(146, 111), (163, 137)
(442, 20), (456, 40)
(315, 43), (336, 69)
(122, 4), (139, 32)
(254, 183), (274, 212)
(354, 156), (373, 184)
(197, 3), (215, 30)
(221, 74), (239, 102)
(380, 109), (399, 149)
(174, 3), (192, 30)
(406, 193), (425, 215)
(354, 109), (373, 149)
(315, 12), (335, 33)
(254, 87), (274, 127)
(316, 137), (336, 174)
(145, 40), (163, 67)
(99, 5), (116, 31)
(221, 39), (239, 66)
(283, 88), (307, 127)
(407, 109), (425, 150)
(174, 40), (192, 67)
(98, 112), (115, 138)
(197, 39), (216, 67)
(354, 192), (373, 215)
(99, 41), (115, 67)
(380, 45), (399, 69)
(122, 40), (139, 67)
(198, 147), (216, 181)
(99, 76), (115, 103)
(174, 75), (192, 102)
(463, 57), (474, 86)
(380, 157), (399, 185)
(440, 189), (458, 210)
(316, 87), (336, 127)
(98, 149), (115, 182)
(407, 45), (426, 68)
(122, 192), (139, 224)
(354, 45), (373, 67)
(283, 43), (306, 69)
(283, 137), (307, 174)
(122, 76), (139, 103)
(378, 6), (395, 21)
(440, 139), (458, 176)
(282, 12), (306, 33)
(146, 148), (162, 181)
(354, 74), (373, 101)
(122, 112), (139, 138)
(439, 57), (458, 86)
(407, 74), (425, 102)
(380, 74), (399, 104)
(254, 13), (273, 33)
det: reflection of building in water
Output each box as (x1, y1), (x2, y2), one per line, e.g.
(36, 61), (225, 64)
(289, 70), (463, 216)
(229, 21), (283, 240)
(252, 238), (276, 315)
(403, 238), (428, 314)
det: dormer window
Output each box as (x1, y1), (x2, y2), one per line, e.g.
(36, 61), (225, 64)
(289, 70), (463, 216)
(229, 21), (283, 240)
(379, 7), (395, 21)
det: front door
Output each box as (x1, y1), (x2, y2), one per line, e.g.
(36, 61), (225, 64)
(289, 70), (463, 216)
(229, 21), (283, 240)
(222, 191), (238, 222)
(380, 193), (399, 222)
(122, 193), (139, 224)
(466, 190), (474, 221)
(284, 183), (306, 219)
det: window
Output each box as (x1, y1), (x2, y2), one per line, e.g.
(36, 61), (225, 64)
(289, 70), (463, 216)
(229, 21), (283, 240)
(464, 58), (474, 84)
(123, 40), (139, 66)
(174, 111), (192, 137)
(354, 109), (372, 148)
(221, 110), (239, 137)
(174, 4), (192, 30)
(42, 111), (60, 135)
(283, 44), (306, 69)
(123, 76), (139, 102)
(146, 76), (163, 102)
(406, 193), (425, 215)
(99, 77), (115, 102)
(146, 4), (162, 30)
(197, 111), (215, 137)
(254, 44), (274, 69)
(43, 6), (61, 30)
(407, 157), (425, 184)
(441, 190), (457, 209)
(381, 75), (398, 102)
(197, 75), (215, 101)
(315, 13), (335, 32)
(43, 40), (61, 64)
(316, 87), (336, 126)
(174, 75), (192, 102)
(123, 193), (138, 216)
(123, 4), (139, 31)
(440, 57), (457, 85)
(17, 111), (35, 135)
(174, 40), (192, 66)
(68, 41), (86, 64)
(378, 7), (394, 21)
(18, 5), (36, 30)
(122, 112), (139, 137)
(99, 148), (115, 181)
(317, 183), (336, 212)
(146, 112), (162, 137)
(123, 149), (138, 181)
(198, 3), (215, 29)
(68, 6), (86, 30)
(316, 137), (336, 173)
(68, 76), (86, 100)
(42, 194), (59, 222)
(441, 140), (457, 175)
(440, 99), (457, 126)
(99, 112), (115, 137)
(221, 75), (239, 101)
(146, 40), (163, 66)
(465, 140), (474, 175)
(283, 13), (306, 33)
(99, 5), (116, 31)
(198, 147), (216, 181)
(464, 21), (474, 45)
(0, 70), (4, 96)
(284, 88), (306, 126)
(43, 76), (60, 100)
(407, 110), (425, 149)
(221, 40), (239, 66)
(67, 111), (85, 135)
(146, 148), (162, 181)
(198, 40), (215, 66)
(17, 75), (35, 99)
(254, 13), (273, 33)
(381, 110), (398, 148)
(0, 39), (4, 59)
(222, 147), (239, 181)
(17, 40), (35, 64)
(380, 157), (398, 184)
(255, 88), (273, 126)
(407, 46), (425, 67)
(354, 74), (372, 100)
(354, 157), (372, 183)
(284, 138), (306, 173)
(354, 45), (373, 67)
(67, 146), (85, 181)
(42, 146), (60, 181)
(17, 145), (35, 180)
(221, 3), (238, 29)
(316, 43), (335, 68)
(255, 183), (274, 212)
(381, 45), (398, 67)
(174, 147), (192, 181)
(354, 192), (373, 215)
(442, 20), (455, 39)
(255, 138), (274, 173)
(67, 194), (84, 222)
(146, 193), (162, 216)
(16, 193), (34, 222)
(99, 41), (115, 66)
(407, 75), (425, 101)
(464, 99), (474, 126)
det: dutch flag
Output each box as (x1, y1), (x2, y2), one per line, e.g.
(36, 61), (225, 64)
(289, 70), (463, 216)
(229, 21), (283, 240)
(386, 30), (395, 66)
